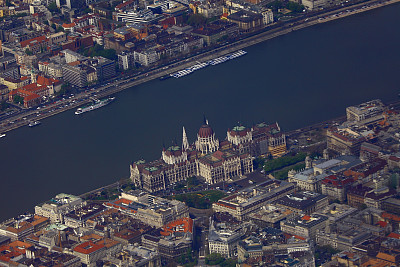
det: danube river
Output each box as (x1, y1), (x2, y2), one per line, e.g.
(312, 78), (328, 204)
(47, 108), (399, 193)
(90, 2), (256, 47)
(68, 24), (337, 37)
(1, 3), (399, 221)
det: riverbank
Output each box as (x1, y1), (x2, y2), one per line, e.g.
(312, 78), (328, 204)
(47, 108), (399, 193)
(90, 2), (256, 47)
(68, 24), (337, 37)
(0, 0), (398, 134)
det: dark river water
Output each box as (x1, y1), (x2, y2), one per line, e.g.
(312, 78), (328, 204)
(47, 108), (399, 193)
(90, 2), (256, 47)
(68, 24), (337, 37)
(0, 3), (399, 221)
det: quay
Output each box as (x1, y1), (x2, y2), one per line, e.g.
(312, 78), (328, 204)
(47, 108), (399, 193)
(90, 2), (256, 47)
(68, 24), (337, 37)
(0, 0), (398, 134)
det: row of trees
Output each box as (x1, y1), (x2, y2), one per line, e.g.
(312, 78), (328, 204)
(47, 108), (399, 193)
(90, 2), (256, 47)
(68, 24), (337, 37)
(268, 0), (305, 13)
(273, 162), (305, 180)
(172, 190), (226, 209)
(82, 44), (117, 60)
(205, 253), (237, 267)
(263, 152), (306, 173)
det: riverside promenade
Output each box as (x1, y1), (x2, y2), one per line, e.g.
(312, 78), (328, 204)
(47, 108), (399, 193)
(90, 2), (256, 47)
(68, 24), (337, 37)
(0, 0), (399, 134)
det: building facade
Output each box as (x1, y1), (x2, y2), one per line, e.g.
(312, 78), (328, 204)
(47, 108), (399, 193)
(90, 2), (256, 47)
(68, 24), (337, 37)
(131, 121), (254, 192)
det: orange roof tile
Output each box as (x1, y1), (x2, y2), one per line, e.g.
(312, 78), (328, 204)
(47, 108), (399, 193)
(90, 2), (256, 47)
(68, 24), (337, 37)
(20, 36), (47, 48)
(24, 93), (41, 101)
(376, 252), (396, 263)
(73, 241), (104, 254)
(62, 22), (76, 28)
(160, 217), (193, 236)
(382, 212), (400, 222)
(388, 232), (400, 239)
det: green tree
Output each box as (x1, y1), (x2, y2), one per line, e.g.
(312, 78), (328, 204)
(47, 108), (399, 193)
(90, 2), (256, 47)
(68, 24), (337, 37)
(221, 258), (237, 267)
(56, 26), (64, 32)
(286, 2), (304, 13)
(264, 152), (306, 173)
(187, 14), (207, 27)
(0, 100), (9, 111)
(13, 95), (24, 105)
(253, 157), (265, 169)
(390, 173), (399, 189)
(51, 23), (57, 30)
(187, 176), (199, 188)
(48, 2), (60, 13)
(268, 0), (283, 12)
(57, 82), (71, 96)
(25, 49), (32, 55)
(205, 253), (224, 265)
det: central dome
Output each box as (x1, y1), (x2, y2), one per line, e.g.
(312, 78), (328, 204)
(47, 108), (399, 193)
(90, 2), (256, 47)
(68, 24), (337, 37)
(198, 124), (214, 138)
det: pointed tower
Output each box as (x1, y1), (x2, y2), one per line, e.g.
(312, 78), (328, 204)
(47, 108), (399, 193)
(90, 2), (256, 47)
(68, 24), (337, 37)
(305, 155), (312, 169)
(323, 148), (329, 160)
(31, 71), (37, 84)
(182, 126), (189, 151)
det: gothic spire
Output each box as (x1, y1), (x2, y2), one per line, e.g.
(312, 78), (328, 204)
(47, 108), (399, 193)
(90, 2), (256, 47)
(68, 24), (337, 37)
(182, 126), (189, 151)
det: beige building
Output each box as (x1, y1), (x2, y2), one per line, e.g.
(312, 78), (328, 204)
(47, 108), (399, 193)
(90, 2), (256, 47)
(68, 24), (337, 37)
(34, 193), (85, 223)
(213, 180), (295, 220)
(280, 214), (328, 241)
(288, 155), (361, 193)
(73, 241), (107, 265)
(327, 127), (366, 156)
(108, 190), (190, 228)
(346, 99), (384, 122)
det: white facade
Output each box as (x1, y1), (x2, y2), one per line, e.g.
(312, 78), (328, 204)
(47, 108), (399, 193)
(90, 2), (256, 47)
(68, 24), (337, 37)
(302, 0), (328, 10)
(63, 49), (87, 64)
(118, 52), (135, 70)
(38, 62), (63, 79)
(116, 9), (156, 24)
(262, 9), (274, 25)
(134, 50), (160, 67)
(227, 126), (252, 146)
(35, 193), (84, 223)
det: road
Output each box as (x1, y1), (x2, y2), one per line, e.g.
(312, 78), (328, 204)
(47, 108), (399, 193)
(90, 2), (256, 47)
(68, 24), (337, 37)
(0, 0), (398, 134)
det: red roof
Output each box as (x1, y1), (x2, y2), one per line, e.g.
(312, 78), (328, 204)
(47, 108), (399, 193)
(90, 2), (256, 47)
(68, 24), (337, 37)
(115, 0), (135, 9)
(62, 22), (76, 28)
(20, 36), (48, 48)
(388, 232), (400, 239)
(24, 93), (41, 101)
(73, 241), (104, 254)
(36, 76), (59, 86)
(160, 217), (193, 236)
(114, 198), (133, 205)
(283, 233), (306, 241)
(382, 212), (400, 222)
(377, 221), (387, 227)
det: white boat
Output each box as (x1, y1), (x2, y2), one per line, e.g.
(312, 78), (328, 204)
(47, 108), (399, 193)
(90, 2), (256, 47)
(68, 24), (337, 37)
(170, 50), (247, 77)
(75, 97), (115, 115)
(28, 121), (41, 127)
(0, 133), (5, 138)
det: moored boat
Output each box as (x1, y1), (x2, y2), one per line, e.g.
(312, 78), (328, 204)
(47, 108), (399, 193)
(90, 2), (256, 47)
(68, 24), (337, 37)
(75, 97), (115, 115)
(28, 121), (41, 127)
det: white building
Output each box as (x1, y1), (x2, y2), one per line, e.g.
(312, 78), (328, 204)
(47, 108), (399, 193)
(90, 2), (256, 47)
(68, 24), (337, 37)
(62, 49), (88, 64)
(34, 193), (85, 223)
(116, 9), (157, 24)
(118, 51), (135, 70)
(134, 49), (160, 67)
(208, 219), (242, 257)
(261, 9), (274, 25)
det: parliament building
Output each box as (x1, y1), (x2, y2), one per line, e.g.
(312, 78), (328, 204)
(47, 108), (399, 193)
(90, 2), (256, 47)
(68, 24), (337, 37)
(130, 120), (286, 193)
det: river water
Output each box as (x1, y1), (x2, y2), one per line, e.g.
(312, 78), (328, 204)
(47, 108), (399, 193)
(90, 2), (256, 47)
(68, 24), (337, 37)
(0, 3), (399, 221)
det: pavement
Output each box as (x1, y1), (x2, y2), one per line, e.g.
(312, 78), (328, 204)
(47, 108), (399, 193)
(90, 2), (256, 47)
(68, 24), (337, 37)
(1, 0), (398, 135)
